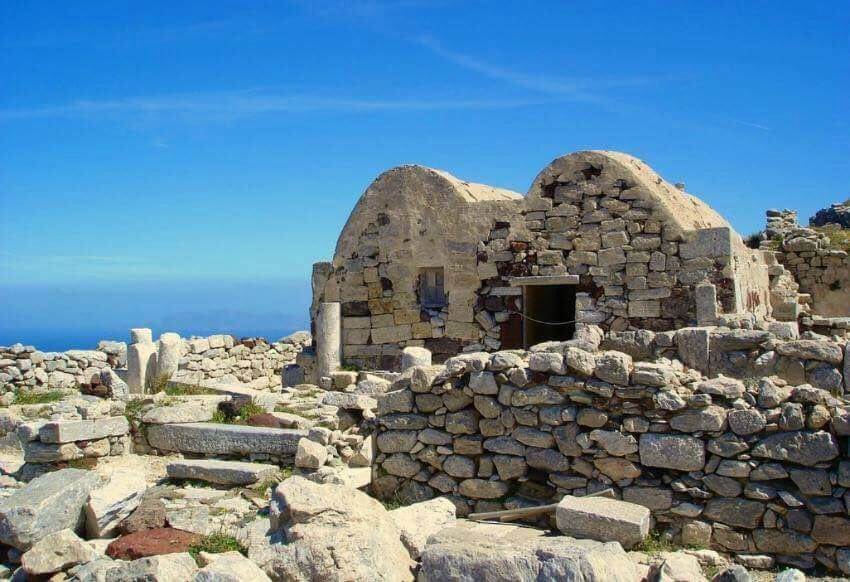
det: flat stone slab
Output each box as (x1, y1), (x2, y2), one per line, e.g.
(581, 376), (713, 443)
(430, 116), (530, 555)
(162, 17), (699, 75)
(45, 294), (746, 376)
(166, 459), (280, 485)
(39, 417), (129, 444)
(147, 423), (306, 457)
(0, 468), (101, 550)
(555, 495), (651, 549)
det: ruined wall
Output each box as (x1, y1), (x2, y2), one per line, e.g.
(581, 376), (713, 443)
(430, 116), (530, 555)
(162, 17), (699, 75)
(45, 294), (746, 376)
(762, 210), (850, 318)
(373, 325), (850, 572)
(316, 151), (773, 373)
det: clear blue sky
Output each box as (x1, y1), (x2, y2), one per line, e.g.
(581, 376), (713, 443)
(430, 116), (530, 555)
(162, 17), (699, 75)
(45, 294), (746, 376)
(1, 1), (848, 350)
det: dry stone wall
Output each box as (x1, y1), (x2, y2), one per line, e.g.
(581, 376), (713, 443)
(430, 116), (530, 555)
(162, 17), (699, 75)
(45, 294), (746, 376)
(762, 210), (850, 319)
(0, 342), (125, 398)
(373, 324), (850, 572)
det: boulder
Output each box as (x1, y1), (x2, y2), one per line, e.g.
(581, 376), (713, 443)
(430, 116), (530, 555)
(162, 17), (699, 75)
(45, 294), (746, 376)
(94, 552), (198, 581)
(195, 551), (272, 581)
(555, 495), (650, 549)
(389, 497), (456, 559)
(650, 551), (707, 582)
(776, 340), (843, 364)
(117, 493), (168, 534)
(0, 468), (100, 550)
(106, 527), (201, 560)
(294, 438), (328, 469)
(419, 521), (637, 582)
(266, 476), (414, 581)
(86, 466), (147, 538)
(21, 529), (96, 575)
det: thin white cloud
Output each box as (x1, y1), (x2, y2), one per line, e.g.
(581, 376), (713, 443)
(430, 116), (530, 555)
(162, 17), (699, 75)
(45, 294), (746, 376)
(412, 35), (663, 102)
(731, 119), (771, 131)
(0, 92), (560, 122)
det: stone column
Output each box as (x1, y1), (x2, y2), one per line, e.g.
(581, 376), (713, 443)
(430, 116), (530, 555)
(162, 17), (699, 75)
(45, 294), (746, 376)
(156, 332), (182, 381)
(127, 328), (156, 394)
(316, 302), (342, 381)
(401, 347), (432, 371)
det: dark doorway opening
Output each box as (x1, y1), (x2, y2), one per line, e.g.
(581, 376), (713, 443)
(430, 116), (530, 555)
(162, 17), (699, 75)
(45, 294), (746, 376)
(523, 285), (576, 348)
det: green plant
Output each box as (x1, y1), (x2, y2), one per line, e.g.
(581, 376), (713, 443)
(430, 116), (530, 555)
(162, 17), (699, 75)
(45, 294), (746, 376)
(255, 467), (293, 496)
(380, 494), (406, 511)
(124, 398), (146, 423)
(164, 383), (217, 397)
(210, 409), (229, 424)
(11, 388), (64, 405)
(340, 363), (361, 372)
(634, 530), (677, 555)
(813, 225), (850, 252)
(744, 232), (763, 249)
(236, 402), (266, 423)
(146, 375), (171, 394)
(187, 532), (246, 564)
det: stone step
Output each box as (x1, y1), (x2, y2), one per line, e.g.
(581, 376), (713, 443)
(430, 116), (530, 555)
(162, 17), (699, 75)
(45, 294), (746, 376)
(147, 423), (306, 457)
(168, 375), (282, 410)
(167, 459), (281, 485)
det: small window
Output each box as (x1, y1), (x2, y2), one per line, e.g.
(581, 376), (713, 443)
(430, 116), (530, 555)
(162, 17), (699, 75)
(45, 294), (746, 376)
(420, 267), (446, 308)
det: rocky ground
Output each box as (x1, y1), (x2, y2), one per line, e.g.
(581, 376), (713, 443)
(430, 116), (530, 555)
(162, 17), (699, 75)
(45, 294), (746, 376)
(0, 347), (847, 580)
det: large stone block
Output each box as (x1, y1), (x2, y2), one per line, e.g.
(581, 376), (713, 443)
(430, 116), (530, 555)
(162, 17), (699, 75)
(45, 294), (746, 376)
(38, 416), (129, 444)
(147, 423), (305, 457)
(555, 496), (650, 549)
(750, 430), (839, 465)
(0, 468), (100, 550)
(639, 433), (705, 471)
(166, 459), (280, 486)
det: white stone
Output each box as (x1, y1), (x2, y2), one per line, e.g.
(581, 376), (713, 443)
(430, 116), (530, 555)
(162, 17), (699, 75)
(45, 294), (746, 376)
(86, 467), (147, 538)
(555, 495), (651, 549)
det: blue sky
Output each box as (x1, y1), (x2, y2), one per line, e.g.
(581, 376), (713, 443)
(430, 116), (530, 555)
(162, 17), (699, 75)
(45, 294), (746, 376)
(1, 1), (848, 349)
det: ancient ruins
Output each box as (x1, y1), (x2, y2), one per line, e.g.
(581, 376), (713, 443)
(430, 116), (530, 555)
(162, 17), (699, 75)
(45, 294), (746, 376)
(1, 150), (849, 581)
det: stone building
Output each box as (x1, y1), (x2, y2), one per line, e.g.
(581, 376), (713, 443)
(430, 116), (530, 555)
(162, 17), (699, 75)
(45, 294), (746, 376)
(311, 151), (774, 372)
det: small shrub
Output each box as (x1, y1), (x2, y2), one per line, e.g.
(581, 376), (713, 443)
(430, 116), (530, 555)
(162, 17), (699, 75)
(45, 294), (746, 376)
(236, 402), (266, 423)
(146, 375), (170, 394)
(813, 225), (850, 252)
(12, 388), (64, 405)
(164, 383), (217, 397)
(188, 532), (246, 564)
(210, 409), (229, 424)
(124, 398), (146, 423)
(634, 530), (677, 555)
(340, 363), (361, 372)
(380, 494), (406, 511)
(744, 232), (763, 249)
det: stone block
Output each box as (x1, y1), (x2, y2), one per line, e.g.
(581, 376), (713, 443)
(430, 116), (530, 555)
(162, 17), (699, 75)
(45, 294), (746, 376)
(555, 495), (650, 549)
(146, 423), (305, 457)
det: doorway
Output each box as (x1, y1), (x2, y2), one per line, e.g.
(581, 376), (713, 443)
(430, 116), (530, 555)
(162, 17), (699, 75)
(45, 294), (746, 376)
(523, 285), (576, 348)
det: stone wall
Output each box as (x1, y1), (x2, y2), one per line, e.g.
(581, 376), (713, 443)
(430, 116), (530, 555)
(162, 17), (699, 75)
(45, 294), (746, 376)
(0, 331), (309, 398)
(762, 210), (850, 318)
(0, 342), (125, 398)
(173, 332), (310, 390)
(316, 151), (772, 372)
(373, 324), (850, 572)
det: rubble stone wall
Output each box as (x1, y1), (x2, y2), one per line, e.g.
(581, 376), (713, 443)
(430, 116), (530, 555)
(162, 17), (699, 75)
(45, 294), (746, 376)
(373, 325), (850, 572)
(174, 332), (310, 390)
(0, 342), (125, 395)
(763, 210), (850, 318)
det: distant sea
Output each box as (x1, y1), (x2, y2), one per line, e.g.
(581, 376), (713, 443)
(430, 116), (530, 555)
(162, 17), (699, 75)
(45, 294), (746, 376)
(0, 327), (303, 353)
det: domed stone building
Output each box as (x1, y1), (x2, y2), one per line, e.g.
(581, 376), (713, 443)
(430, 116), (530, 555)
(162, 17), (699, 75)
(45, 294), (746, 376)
(310, 151), (774, 372)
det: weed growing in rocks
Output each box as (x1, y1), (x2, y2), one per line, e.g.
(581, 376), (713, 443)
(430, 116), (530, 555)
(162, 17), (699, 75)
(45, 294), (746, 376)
(634, 530), (677, 555)
(164, 383), (217, 397)
(10, 388), (64, 405)
(188, 532), (246, 564)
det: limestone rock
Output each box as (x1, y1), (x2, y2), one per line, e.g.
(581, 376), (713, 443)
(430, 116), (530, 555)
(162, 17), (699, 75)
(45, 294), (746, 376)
(266, 476), (414, 581)
(195, 551), (272, 582)
(294, 438), (328, 469)
(419, 521), (637, 582)
(99, 552), (198, 581)
(0, 468), (100, 550)
(555, 495), (650, 549)
(751, 430), (839, 465)
(776, 339), (843, 364)
(21, 529), (96, 576)
(86, 467), (147, 538)
(639, 433), (705, 471)
(389, 497), (456, 559)
(167, 459), (280, 486)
